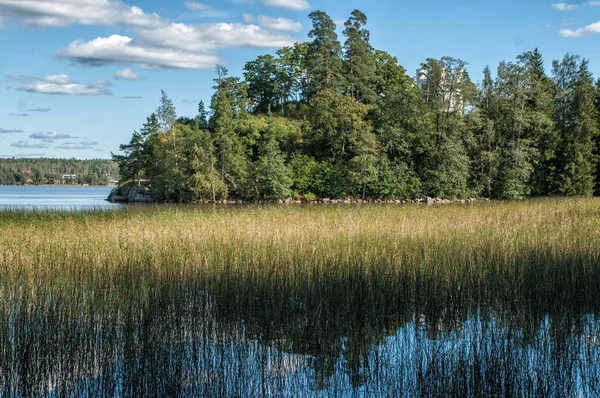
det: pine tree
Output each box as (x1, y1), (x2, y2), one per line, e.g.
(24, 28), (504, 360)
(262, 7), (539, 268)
(343, 10), (377, 103)
(197, 100), (210, 130)
(307, 11), (344, 96)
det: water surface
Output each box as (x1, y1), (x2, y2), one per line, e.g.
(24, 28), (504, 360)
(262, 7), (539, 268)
(0, 185), (121, 210)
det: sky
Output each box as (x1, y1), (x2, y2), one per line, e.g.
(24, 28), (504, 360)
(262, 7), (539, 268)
(0, 0), (599, 159)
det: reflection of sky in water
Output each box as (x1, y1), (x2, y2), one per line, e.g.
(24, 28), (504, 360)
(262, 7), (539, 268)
(0, 186), (122, 210)
(9, 311), (599, 397)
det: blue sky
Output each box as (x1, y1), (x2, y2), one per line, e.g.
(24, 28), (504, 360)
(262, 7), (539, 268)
(0, 0), (599, 159)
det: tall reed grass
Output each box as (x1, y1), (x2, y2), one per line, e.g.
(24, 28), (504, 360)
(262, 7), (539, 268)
(0, 198), (599, 395)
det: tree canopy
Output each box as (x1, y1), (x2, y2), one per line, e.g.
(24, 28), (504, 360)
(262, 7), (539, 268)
(113, 10), (600, 202)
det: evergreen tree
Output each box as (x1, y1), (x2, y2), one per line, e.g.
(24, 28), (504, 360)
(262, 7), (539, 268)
(493, 61), (534, 199)
(111, 114), (156, 185)
(556, 60), (598, 196)
(343, 10), (377, 103)
(197, 100), (210, 130)
(210, 67), (249, 197)
(517, 49), (556, 196)
(307, 11), (344, 96)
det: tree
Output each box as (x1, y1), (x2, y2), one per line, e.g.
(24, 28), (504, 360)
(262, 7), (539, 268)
(210, 67), (250, 196)
(197, 100), (210, 130)
(517, 49), (556, 196)
(467, 66), (499, 198)
(244, 54), (280, 114)
(252, 121), (293, 199)
(556, 60), (598, 196)
(156, 90), (177, 134)
(417, 57), (474, 198)
(493, 60), (533, 199)
(307, 11), (344, 96)
(308, 90), (377, 198)
(373, 50), (410, 97)
(343, 10), (377, 103)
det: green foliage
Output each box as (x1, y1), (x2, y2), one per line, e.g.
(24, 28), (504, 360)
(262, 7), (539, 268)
(556, 60), (598, 196)
(252, 127), (293, 200)
(110, 10), (600, 202)
(343, 10), (377, 103)
(307, 11), (344, 96)
(0, 158), (117, 186)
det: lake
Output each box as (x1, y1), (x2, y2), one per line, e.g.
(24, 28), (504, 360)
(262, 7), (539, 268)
(0, 185), (122, 210)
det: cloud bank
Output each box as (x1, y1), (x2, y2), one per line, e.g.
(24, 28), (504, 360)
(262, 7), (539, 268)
(6, 73), (113, 95)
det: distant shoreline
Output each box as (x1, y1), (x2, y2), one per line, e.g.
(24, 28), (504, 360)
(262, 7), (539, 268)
(0, 184), (118, 187)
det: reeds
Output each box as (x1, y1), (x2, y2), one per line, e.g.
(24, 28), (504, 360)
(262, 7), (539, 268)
(0, 198), (599, 395)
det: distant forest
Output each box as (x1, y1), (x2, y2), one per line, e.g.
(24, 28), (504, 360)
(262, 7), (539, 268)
(0, 158), (119, 186)
(114, 9), (600, 202)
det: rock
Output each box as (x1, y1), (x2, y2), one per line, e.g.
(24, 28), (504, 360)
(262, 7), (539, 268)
(128, 185), (154, 203)
(426, 197), (434, 205)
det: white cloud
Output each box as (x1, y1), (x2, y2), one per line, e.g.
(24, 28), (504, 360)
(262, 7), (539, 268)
(184, 2), (211, 11)
(57, 22), (297, 69)
(552, 1), (600, 10)
(11, 140), (48, 149)
(2, 1), (301, 70)
(0, 0), (163, 28)
(30, 131), (76, 139)
(6, 74), (113, 95)
(121, 95), (142, 99)
(8, 113), (29, 116)
(135, 22), (297, 52)
(25, 108), (51, 112)
(263, 0), (310, 11)
(246, 15), (302, 32)
(57, 34), (221, 69)
(552, 3), (579, 11)
(560, 20), (600, 37)
(183, 98), (197, 104)
(114, 68), (141, 80)
(56, 140), (99, 150)
(0, 127), (24, 133)
(14, 153), (46, 157)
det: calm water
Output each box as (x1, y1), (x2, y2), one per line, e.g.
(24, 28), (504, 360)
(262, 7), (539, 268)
(1, 277), (599, 396)
(0, 185), (121, 210)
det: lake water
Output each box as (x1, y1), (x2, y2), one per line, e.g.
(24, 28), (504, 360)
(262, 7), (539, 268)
(0, 185), (122, 210)
(2, 279), (599, 396)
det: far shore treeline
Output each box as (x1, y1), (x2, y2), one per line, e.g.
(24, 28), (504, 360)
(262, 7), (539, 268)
(113, 10), (600, 203)
(0, 158), (119, 186)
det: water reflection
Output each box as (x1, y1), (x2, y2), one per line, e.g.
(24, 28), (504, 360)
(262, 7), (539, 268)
(1, 277), (599, 397)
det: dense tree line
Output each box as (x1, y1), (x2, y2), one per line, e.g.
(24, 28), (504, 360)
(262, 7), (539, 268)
(114, 10), (600, 202)
(0, 158), (118, 186)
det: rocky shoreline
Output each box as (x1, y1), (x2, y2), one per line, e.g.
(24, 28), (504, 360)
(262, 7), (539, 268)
(107, 184), (484, 205)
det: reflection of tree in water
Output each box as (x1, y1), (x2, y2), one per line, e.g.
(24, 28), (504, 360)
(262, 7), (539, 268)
(2, 269), (600, 396)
